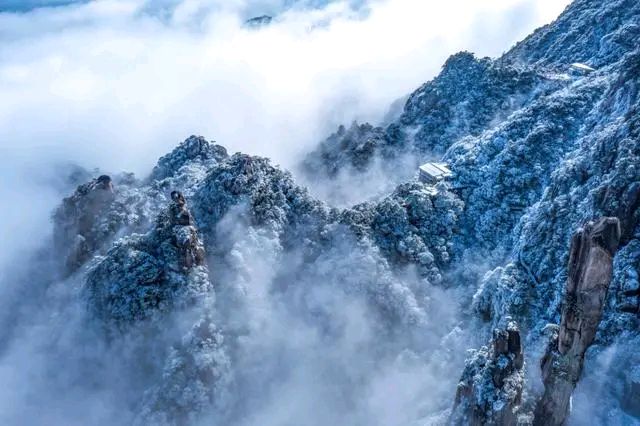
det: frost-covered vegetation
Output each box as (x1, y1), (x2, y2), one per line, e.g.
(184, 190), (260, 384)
(301, 0), (640, 423)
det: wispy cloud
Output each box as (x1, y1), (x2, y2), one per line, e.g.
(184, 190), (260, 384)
(0, 1), (573, 424)
(0, 0), (568, 268)
(0, 0), (569, 168)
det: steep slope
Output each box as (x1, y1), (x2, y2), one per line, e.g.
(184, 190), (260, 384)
(300, 0), (640, 202)
(504, 0), (640, 68)
(301, 52), (558, 191)
(85, 192), (210, 329)
(300, 0), (640, 423)
(37, 134), (472, 425)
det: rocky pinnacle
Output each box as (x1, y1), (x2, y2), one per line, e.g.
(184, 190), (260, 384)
(534, 217), (621, 425)
(450, 320), (525, 426)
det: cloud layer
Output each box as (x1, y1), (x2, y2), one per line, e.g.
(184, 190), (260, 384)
(0, 1), (574, 424)
(0, 0), (570, 276)
(0, 0), (569, 168)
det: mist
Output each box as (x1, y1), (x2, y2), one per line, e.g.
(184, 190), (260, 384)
(0, 0), (569, 270)
(0, 0), (571, 425)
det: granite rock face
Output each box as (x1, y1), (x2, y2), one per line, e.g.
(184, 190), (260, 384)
(80, 188), (229, 424)
(534, 217), (621, 425)
(54, 135), (230, 278)
(450, 320), (524, 426)
(53, 174), (116, 273)
(84, 193), (211, 329)
(148, 135), (228, 191)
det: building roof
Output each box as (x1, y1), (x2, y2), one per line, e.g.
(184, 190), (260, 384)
(570, 62), (595, 72)
(419, 162), (452, 179)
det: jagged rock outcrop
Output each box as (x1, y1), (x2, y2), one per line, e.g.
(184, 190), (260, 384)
(52, 136), (228, 277)
(534, 217), (621, 426)
(301, 52), (553, 186)
(52, 170), (174, 275)
(149, 135), (228, 193)
(84, 192), (211, 328)
(135, 317), (231, 426)
(53, 174), (117, 273)
(460, 45), (639, 422)
(450, 320), (524, 426)
(339, 182), (463, 283)
(504, 0), (640, 68)
(79, 184), (229, 424)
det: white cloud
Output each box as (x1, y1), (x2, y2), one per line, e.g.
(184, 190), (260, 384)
(0, 0), (569, 278)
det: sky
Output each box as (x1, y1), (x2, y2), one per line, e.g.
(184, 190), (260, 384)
(0, 0), (571, 276)
(0, 0), (84, 11)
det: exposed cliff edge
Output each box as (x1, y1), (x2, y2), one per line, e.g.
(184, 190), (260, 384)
(84, 192), (211, 329)
(450, 320), (524, 426)
(534, 218), (621, 425)
(298, 0), (640, 422)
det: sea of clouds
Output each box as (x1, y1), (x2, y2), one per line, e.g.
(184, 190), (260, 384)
(0, 0), (570, 272)
(0, 1), (570, 424)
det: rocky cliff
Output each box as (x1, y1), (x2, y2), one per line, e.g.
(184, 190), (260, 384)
(450, 320), (525, 426)
(534, 217), (620, 425)
(301, 0), (640, 422)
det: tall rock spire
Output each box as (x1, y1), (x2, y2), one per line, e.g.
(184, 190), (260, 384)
(534, 217), (621, 425)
